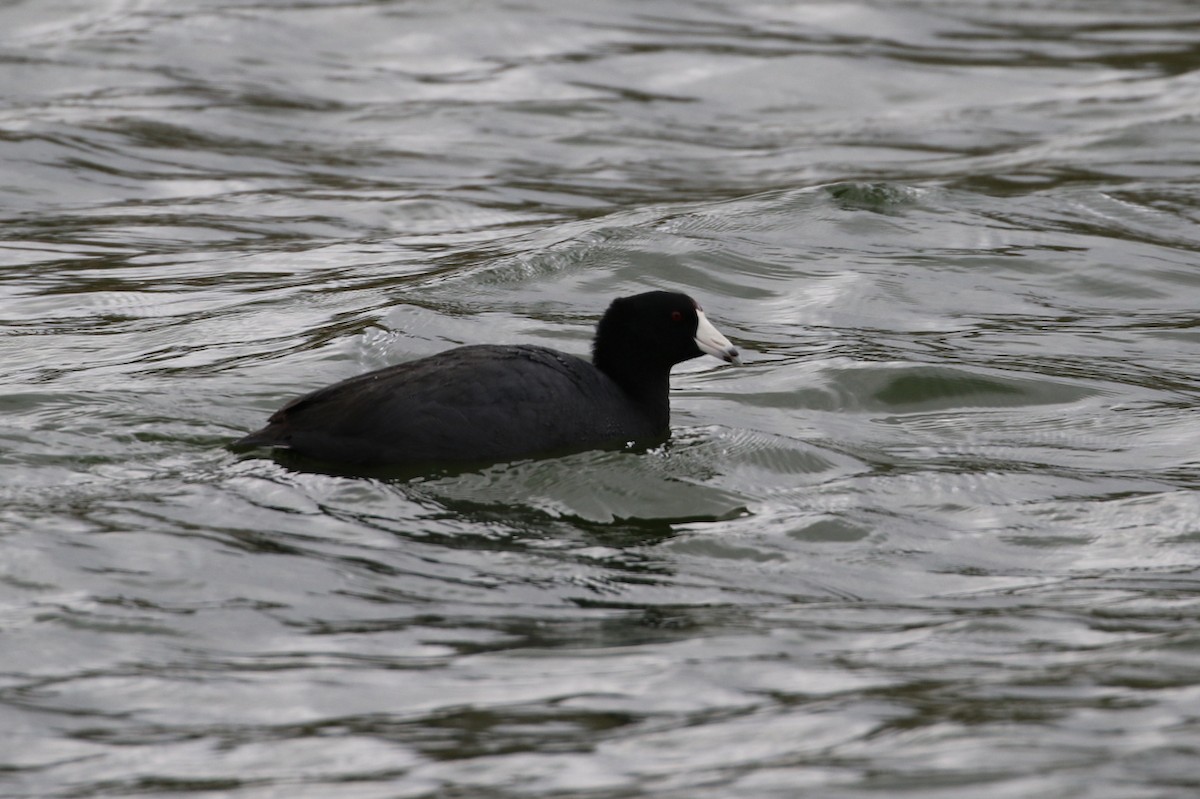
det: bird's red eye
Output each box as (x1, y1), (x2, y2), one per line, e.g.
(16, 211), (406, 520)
(671, 310), (683, 322)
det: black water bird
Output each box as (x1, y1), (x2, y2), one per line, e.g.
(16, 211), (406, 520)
(232, 291), (741, 468)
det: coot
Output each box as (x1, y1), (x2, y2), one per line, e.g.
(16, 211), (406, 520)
(233, 291), (740, 468)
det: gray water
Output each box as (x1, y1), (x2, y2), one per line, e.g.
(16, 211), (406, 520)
(4, 1), (1200, 797)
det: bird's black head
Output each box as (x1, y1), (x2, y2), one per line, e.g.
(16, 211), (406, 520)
(592, 291), (740, 394)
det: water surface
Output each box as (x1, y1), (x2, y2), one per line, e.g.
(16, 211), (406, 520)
(3, 1), (1200, 797)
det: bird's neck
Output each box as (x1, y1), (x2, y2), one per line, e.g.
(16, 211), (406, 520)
(595, 354), (671, 426)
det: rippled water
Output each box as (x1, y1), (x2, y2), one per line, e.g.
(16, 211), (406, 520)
(4, 1), (1200, 796)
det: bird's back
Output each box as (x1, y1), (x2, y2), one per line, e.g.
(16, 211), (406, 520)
(234, 344), (664, 467)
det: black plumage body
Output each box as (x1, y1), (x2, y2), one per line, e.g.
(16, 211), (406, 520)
(236, 344), (664, 466)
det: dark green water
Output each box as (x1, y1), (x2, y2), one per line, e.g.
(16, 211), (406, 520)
(3, 1), (1200, 797)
